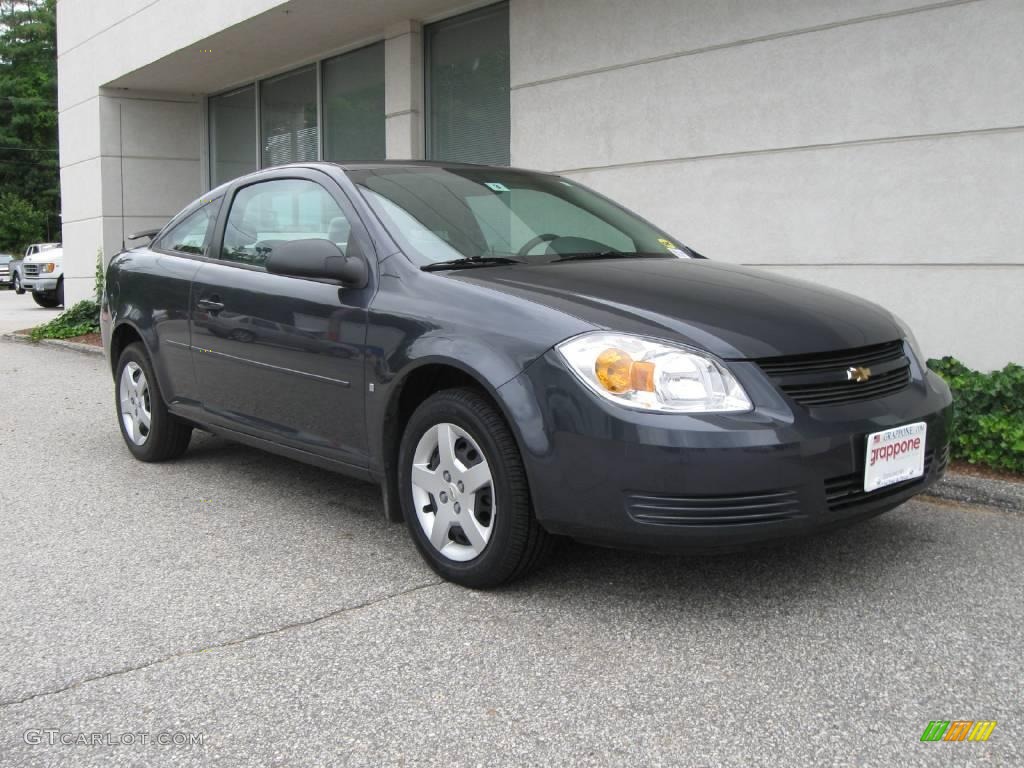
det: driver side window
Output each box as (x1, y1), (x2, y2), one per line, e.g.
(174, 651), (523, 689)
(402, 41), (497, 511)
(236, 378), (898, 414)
(221, 179), (350, 268)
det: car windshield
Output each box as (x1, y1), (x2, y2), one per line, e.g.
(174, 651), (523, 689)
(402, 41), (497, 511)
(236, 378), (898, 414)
(348, 166), (691, 266)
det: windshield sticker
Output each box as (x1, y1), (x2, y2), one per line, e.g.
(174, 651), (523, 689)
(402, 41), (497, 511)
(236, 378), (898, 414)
(658, 237), (689, 258)
(484, 182), (510, 193)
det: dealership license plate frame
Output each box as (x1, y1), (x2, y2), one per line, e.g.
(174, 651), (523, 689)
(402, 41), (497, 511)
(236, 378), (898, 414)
(863, 422), (927, 493)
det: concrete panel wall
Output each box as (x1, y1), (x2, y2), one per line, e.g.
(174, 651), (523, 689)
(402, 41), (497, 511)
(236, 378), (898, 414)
(58, 94), (202, 305)
(511, 0), (1024, 369)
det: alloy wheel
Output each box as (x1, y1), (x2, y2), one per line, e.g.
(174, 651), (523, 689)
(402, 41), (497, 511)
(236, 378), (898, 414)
(119, 361), (152, 445)
(410, 422), (495, 562)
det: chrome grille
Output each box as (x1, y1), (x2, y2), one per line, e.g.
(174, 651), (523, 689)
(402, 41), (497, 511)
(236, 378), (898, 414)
(23, 263), (40, 277)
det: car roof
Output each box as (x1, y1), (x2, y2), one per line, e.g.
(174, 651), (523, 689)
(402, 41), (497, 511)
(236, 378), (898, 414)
(195, 160), (555, 216)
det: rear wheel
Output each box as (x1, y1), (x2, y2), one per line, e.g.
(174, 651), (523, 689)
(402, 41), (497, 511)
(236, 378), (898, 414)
(115, 342), (192, 461)
(399, 388), (551, 588)
(31, 291), (60, 308)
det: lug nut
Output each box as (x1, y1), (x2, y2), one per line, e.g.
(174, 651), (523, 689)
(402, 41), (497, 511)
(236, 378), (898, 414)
(453, 502), (461, 514)
(443, 471), (451, 482)
(439, 492), (448, 504)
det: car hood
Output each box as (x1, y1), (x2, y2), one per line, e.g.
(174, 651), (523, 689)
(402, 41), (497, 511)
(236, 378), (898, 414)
(25, 248), (62, 264)
(447, 258), (903, 360)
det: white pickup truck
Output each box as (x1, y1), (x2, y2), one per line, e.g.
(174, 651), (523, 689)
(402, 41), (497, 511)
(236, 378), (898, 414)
(13, 242), (63, 307)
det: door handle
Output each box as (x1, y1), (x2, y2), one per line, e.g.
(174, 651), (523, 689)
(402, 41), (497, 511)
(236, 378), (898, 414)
(197, 297), (225, 313)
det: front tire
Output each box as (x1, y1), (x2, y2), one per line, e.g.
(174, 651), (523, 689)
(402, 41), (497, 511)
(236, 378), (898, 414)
(115, 342), (192, 461)
(399, 388), (551, 588)
(13, 273), (24, 294)
(31, 291), (60, 308)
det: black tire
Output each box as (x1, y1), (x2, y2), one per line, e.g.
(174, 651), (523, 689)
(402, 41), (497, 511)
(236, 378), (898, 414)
(56, 277), (64, 307)
(13, 273), (24, 294)
(31, 291), (60, 308)
(399, 388), (551, 588)
(115, 342), (192, 461)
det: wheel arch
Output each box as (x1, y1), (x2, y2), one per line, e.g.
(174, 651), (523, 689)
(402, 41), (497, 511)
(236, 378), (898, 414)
(378, 357), (530, 523)
(108, 320), (148, 377)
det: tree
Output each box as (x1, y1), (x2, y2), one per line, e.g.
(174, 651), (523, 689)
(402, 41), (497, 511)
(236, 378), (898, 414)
(0, 0), (57, 255)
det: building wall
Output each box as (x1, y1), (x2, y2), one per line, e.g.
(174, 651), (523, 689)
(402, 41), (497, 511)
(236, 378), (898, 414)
(510, 0), (1024, 370)
(56, 0), (290, 304)
(56, 0), (1023, 369)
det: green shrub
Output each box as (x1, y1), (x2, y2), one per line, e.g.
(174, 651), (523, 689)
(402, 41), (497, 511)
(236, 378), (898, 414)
(927, 357), (1024, 474)
(29, 299), (100, 341)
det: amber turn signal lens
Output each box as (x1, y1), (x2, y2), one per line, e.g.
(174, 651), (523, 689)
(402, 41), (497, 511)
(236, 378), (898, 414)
(595, 349), (656, 394)
(595, 348), (632, 393)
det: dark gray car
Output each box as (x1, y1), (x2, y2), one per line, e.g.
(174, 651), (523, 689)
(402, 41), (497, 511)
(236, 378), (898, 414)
(101, 162), (952, 587)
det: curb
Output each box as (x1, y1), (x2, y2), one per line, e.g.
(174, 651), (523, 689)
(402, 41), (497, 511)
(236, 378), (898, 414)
(1, 331), (103, 357)
(924, 472), (1023, 514)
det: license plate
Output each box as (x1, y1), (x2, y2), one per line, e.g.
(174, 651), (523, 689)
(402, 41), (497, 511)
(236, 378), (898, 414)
(864, 422), (927, 492)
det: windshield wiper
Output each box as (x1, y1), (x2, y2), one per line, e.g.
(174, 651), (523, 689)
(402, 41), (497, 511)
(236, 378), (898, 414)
(552, 251), (675, 263)
(421, 256), (525, 272)
(552, 250), (636, 262)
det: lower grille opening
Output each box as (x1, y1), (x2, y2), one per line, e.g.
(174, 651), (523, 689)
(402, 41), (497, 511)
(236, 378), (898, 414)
(626, 489), (800, 527)
(825, 449), (935, 513)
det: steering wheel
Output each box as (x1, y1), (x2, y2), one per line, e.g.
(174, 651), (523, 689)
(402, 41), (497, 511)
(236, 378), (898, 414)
(517, 233), (559, 257)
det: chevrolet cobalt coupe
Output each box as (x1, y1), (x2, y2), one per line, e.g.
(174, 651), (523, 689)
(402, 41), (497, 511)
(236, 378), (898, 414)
(102, 162), (952, 587)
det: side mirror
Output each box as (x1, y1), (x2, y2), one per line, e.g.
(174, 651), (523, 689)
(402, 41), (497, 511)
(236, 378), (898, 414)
(266, 238), (368, 289)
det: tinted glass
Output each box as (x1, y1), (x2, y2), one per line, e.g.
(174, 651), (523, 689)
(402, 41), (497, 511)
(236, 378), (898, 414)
(323, 43), (386, 162)
(221, 179), (349, 268)
(351, 167), (685, 265)
(426, 3), (510, 165)
(209, 86), (257, 186)
(157, 201), (220, 255)
(260, 66), (319, 168)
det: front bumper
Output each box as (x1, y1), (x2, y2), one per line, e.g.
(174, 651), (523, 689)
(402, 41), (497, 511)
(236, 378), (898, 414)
(504, 350), (953, 552)
(30, 278), (58, 292)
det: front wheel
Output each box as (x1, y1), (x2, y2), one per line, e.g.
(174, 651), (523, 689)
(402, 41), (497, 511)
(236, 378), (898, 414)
(399, 388), (551, 588)
(31, 291), (60, 308)
(13, 273), (24, 294)
(115, 342), (192, 461)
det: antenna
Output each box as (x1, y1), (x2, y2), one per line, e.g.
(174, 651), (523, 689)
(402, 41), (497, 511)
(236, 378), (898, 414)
(119, 103), (126, 251)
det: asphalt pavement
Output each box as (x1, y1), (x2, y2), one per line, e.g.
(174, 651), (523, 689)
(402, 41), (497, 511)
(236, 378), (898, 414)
(0, 334), (1021, 767)
(0, 286), (62, 335)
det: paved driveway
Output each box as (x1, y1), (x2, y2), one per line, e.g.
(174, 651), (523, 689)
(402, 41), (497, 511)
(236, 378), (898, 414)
(0, 340), (1020, 767)
(0, 287), (62, 334)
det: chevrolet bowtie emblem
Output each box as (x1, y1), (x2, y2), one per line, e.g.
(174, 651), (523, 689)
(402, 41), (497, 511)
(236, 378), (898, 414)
(847, 365), (872, 383)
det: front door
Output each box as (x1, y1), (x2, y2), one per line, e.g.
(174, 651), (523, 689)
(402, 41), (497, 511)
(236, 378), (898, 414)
(189, 172), (373, 468)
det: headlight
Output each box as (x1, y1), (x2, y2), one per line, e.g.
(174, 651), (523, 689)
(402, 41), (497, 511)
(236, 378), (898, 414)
(41, 263), (56, 273)
(556, 332), (752, 413)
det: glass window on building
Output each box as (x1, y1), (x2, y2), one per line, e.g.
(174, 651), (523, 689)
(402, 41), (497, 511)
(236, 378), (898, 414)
(425, 2), (510, 165)
(322, 42), (386, 163)
(209, 85), (257, 187)
(260, 65), (319, 168)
